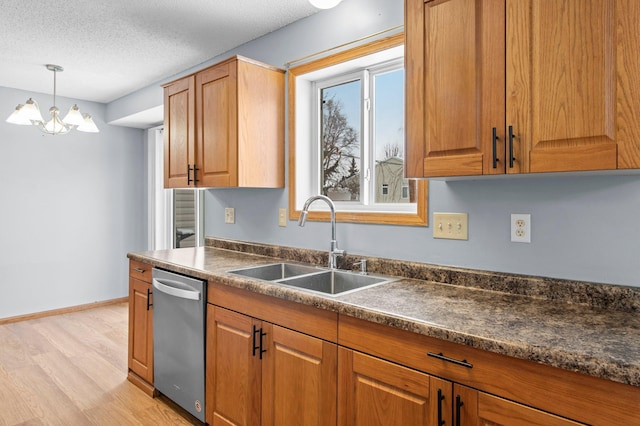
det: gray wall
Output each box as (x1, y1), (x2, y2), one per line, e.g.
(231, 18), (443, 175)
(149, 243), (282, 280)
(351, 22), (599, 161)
(0, 86), (147, 318)
(200, 0), (640, 288)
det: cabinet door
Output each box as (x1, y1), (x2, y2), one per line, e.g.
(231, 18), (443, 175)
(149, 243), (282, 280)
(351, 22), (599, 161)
(196, 62), (238, 188)
(164, 76), (195, 188)
(454, 384), (584, 426)
(338, 348), (432, 425)
(261, 324), (337, 426)
(405, 0), (505, 178)
(206, 306), (261, 426)
(128, 277), (153, 383)
(506, 0), (636, 173)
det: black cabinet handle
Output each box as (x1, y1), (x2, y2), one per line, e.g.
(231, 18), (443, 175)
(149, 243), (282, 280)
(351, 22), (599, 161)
(455, 395), (464, 426)
(259, 329), (267, 360)
(492, 127), (499, 169)
(187, 164), (193, 185)
(427, 352), (473, 369)
(146, 289), (153, 311)
(437, 388), (445, 426)
(252, 325), (260, 357)
(193, 165), (199, 185)
(508, 125), (516, 168)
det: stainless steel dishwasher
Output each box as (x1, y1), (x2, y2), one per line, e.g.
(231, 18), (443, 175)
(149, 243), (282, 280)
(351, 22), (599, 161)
(152, 268), (206, 422)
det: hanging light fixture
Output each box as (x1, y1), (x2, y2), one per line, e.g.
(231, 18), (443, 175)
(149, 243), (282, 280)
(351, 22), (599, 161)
(309, 0), (343, 9)
(5, 64), (99, 135)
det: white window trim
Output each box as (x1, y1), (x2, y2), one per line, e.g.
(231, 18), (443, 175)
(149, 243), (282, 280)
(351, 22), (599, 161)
(293, 45), (415, 214)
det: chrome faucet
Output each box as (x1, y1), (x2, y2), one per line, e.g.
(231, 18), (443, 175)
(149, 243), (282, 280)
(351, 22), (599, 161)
(298, 195), (345, 269)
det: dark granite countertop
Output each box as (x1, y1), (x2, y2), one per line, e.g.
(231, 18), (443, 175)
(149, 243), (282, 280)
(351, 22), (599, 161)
(128, 242), (640, 388)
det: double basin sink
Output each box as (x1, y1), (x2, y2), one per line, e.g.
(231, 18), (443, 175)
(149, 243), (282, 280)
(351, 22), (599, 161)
(227, 262), (396, 296)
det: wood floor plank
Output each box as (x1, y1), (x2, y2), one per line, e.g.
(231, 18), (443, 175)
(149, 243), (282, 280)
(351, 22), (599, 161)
(0, 302), (200, 425)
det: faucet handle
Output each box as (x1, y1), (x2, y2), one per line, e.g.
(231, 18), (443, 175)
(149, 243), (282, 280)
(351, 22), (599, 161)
(353, 258), (367, 275)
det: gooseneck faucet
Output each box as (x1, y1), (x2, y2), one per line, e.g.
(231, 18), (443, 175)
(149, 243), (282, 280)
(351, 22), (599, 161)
(298, 195), (345, 269)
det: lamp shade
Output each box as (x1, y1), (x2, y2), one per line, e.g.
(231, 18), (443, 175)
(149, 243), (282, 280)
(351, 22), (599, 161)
(77, 114), (100, 133)
(63, 104), (85, 126)
(6, 105), (33, 125)
(309, 0), (342, 9)
(21, 98), (44, 123)
(42, 107), (70, 134)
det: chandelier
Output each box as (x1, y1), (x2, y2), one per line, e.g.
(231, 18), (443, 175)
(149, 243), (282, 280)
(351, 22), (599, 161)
(6, 64), (99, 135)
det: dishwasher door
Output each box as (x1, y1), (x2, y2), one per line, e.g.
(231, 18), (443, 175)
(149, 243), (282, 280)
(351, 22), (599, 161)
(152, 268), (206, 422)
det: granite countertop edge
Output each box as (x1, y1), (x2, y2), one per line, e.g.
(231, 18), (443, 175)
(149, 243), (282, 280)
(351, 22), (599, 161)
(127, 246), (640, 388)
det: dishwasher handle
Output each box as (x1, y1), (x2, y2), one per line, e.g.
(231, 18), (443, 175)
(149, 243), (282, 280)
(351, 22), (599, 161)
(153, 278), (202, 301)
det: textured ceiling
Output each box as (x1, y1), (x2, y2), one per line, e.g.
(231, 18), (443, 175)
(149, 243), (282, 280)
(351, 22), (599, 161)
(0, 0), (318, 104)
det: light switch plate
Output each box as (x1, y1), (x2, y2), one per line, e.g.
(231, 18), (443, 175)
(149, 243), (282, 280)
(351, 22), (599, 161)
(278, 208), (287, 227)
(225, 207), (235, 224)
(433, 212), (468, 240)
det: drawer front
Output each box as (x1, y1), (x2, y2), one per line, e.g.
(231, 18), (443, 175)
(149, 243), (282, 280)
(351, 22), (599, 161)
(129, 260), (152, 283)
(338, 314), (640, 426)
(209, 282), (338, 343)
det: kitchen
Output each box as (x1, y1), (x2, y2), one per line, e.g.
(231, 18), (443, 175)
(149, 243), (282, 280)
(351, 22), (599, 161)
(1, 0), (640, 425)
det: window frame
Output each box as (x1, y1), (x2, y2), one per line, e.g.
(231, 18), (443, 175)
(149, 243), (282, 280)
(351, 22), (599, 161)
(288, 33), (428, 226)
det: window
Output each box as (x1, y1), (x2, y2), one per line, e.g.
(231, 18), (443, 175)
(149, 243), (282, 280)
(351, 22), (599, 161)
(288, 33), (427, 226)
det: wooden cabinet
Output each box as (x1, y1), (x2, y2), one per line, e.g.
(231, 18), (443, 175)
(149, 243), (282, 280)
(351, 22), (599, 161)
(338, 348), (432, 425)
(338, 314), (640, 426)
(338, 349), (581, 426)
(127, 259), (155, 396)
(206, 284), (338, 426)
(455, 384), (583, 426)
(163, 55), (285, 188)
(406, 0), (640, 178)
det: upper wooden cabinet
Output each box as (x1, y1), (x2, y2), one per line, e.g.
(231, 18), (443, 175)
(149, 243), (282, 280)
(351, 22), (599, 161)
(163, 56), (285, 188)
(405, 0), (640, 178)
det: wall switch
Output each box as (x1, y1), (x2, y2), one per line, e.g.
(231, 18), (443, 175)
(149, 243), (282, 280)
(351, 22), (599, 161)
(433, 212), (468, 240)
(278, 208), (287, 227)
(511, 213), (531, 243)
(225, 207), (235, 224)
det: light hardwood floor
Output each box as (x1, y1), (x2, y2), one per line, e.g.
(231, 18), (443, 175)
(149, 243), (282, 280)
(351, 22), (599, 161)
(0, 302), (197, 426)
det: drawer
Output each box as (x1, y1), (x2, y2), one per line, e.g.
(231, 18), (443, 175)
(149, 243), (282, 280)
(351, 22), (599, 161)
(209, 281), (338, 343)
(338, 314), (640, 426)
(129, 259), (152, 283)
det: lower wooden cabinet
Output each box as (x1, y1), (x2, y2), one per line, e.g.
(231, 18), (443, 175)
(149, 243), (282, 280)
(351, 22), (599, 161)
(338, 348), (431, 425)
(339, 348), (583, 426)
(206, 305), (337, 426)
(127, 260), (155, 396)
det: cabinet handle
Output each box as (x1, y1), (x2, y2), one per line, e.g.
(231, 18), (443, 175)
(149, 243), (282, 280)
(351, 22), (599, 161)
(427, 352), (473, 369)
(187, 164), (193, 185)
(508, 125), (516, 168)
(455, 395), (464, 426)
(492, 127), (499, 169)
(252, 325), (260, 357)
(133, 267), (145, 273)
(146, 289), (153, 311)
(193, 164), (199, 185)
(437, 388), (445, 426)
(259, 329), (267, 360)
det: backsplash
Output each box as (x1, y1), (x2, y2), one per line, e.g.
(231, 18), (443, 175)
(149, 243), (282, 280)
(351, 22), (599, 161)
(205, 237), (640, 313)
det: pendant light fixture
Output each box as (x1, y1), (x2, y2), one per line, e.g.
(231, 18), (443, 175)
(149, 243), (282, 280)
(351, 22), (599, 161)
(309, 0), (343, 9)
(6, 64), (99, 134)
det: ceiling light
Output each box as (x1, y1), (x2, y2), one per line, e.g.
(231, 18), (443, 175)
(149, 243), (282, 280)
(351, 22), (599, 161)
(5, 64), (99, 135)
(309, 0), (343, 9)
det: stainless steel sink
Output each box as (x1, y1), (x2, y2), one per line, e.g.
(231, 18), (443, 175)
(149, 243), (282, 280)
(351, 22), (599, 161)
(278, 269), (391, 295)
(227, 263), (320, 281)
(228, 262), (395, 296)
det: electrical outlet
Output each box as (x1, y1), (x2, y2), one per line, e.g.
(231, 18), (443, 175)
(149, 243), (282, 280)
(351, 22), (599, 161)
(225, 207), (235, 224)
(433, 212), (468, 240)
(278, 208), (287, 227)
(511, 214), (531, 243)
